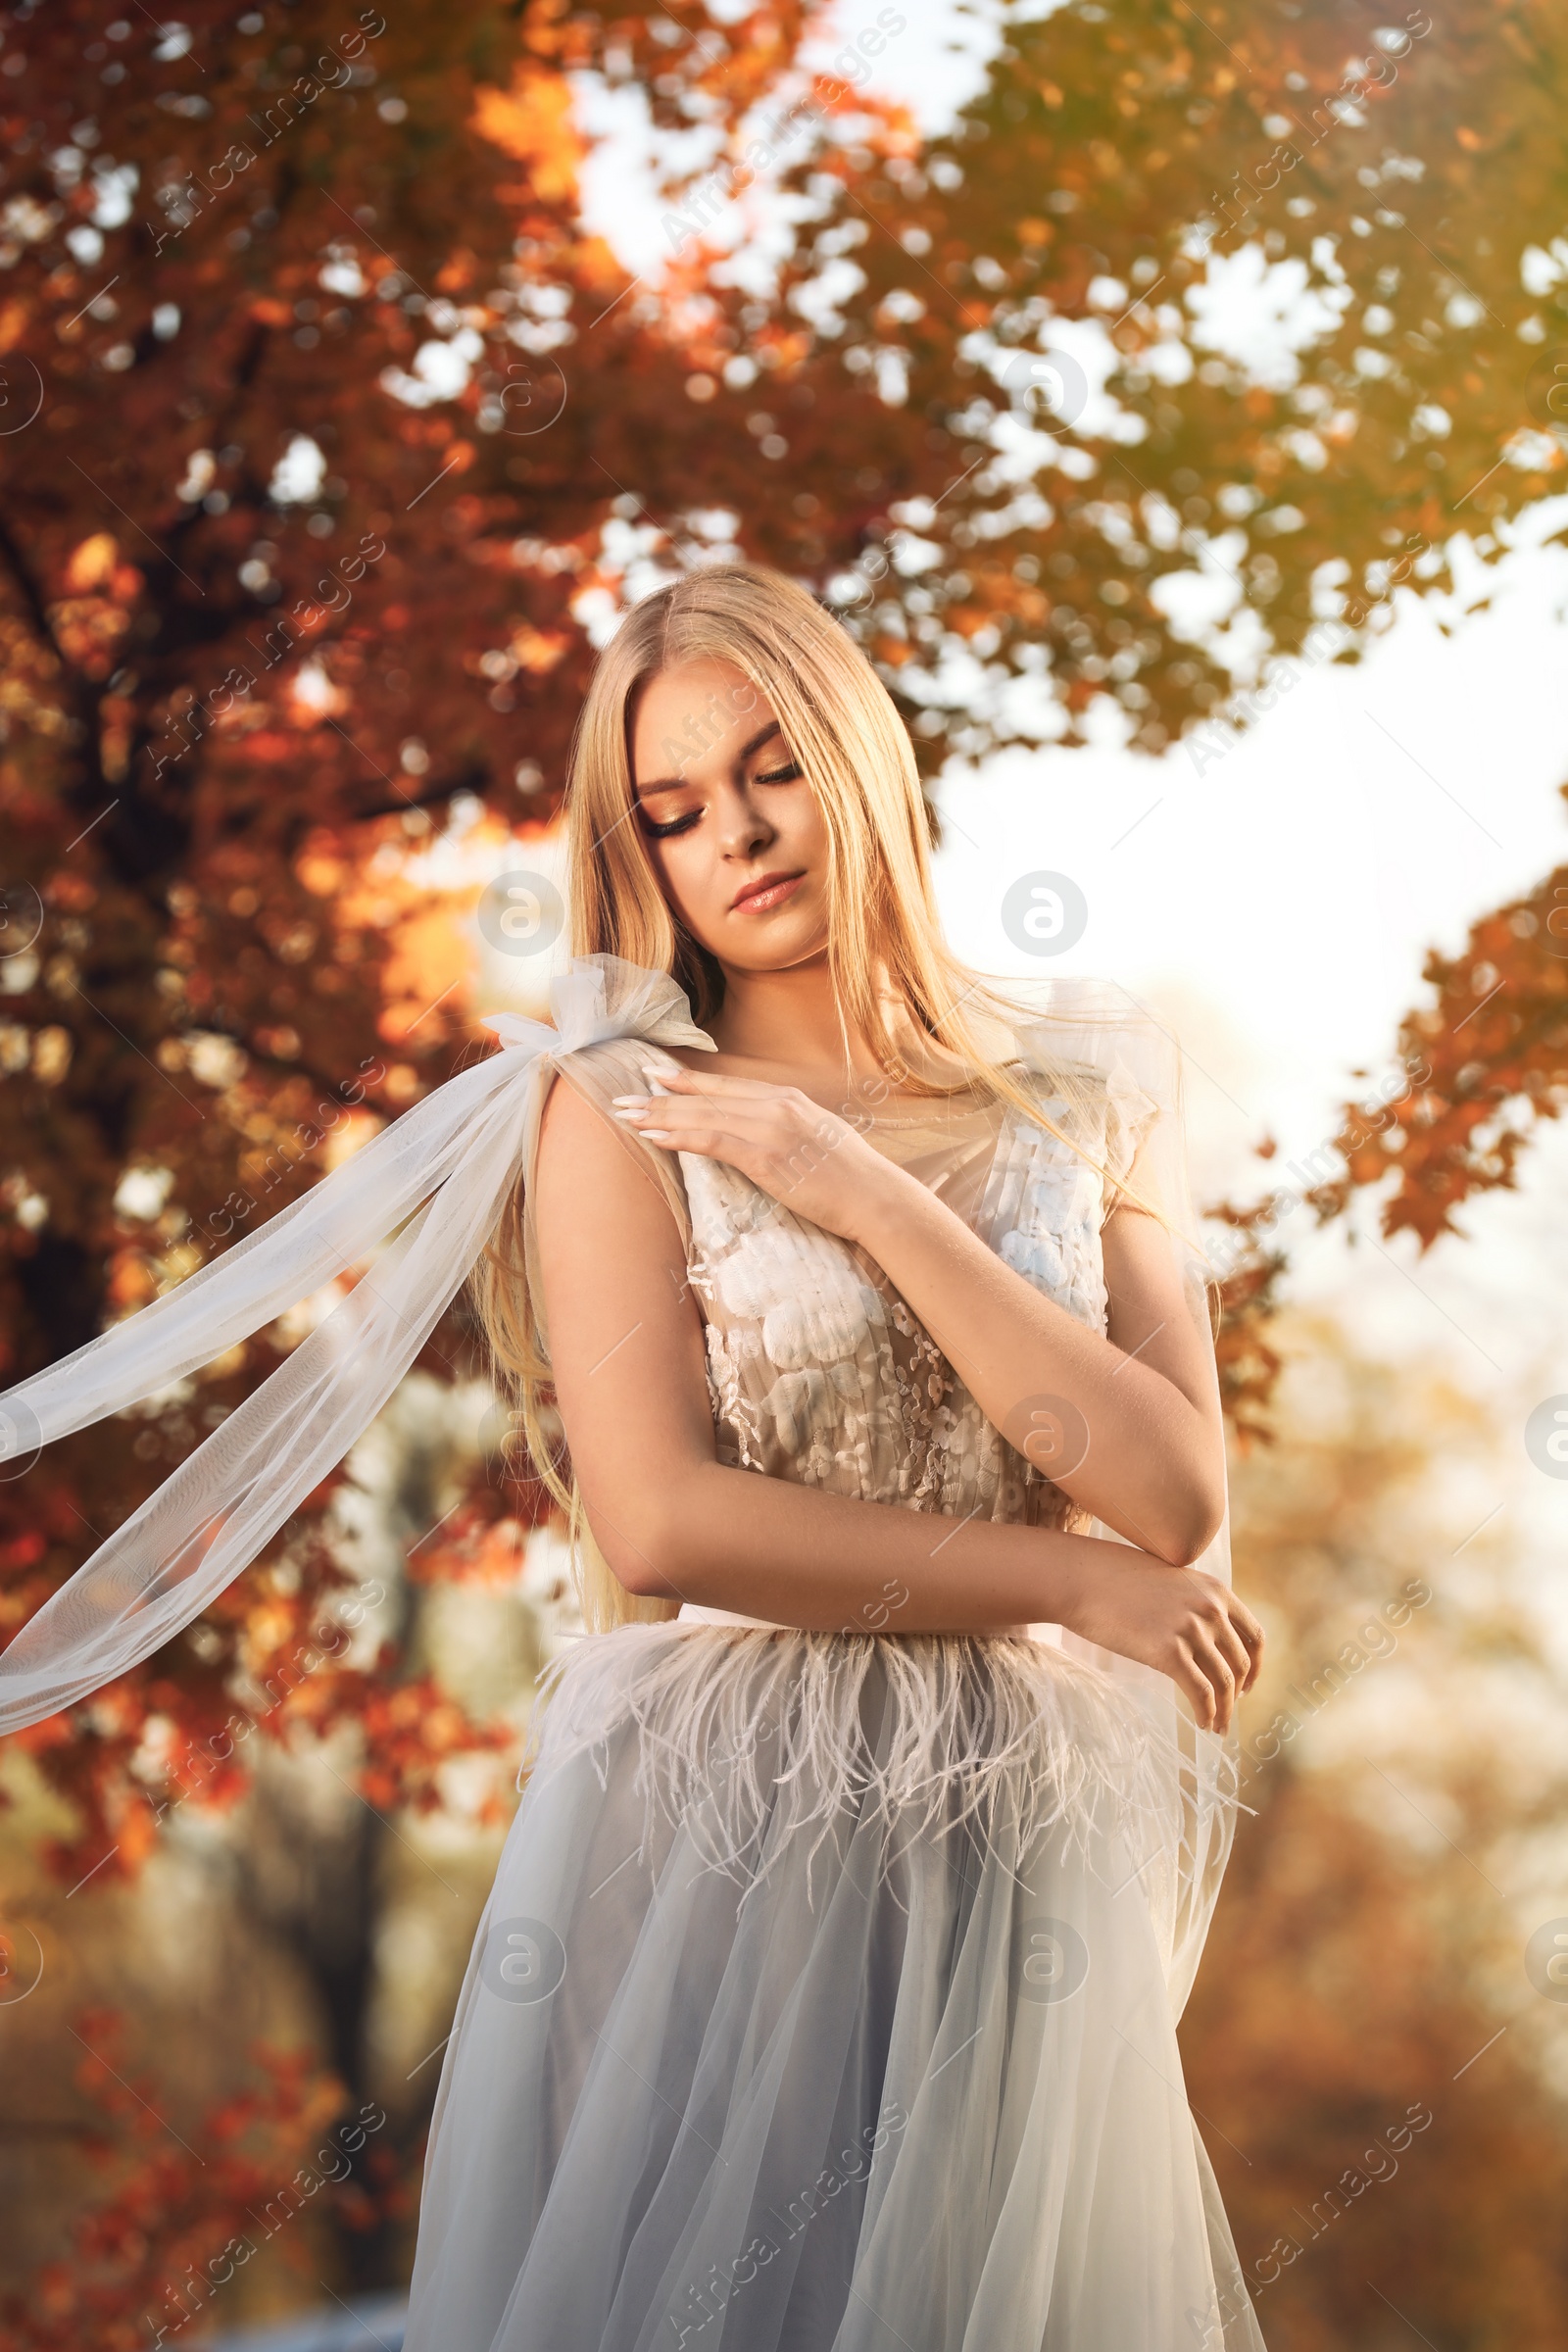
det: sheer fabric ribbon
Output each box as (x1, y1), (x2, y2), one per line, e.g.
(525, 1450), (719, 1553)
(0, 957), (715, 1734)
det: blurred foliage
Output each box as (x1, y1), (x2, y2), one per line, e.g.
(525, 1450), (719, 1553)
(0, 2018), (386, 2352)
(692, 0), (1568, 760)
(1212, 790), (1568, 1398)
(1211, 1215), (1289, 1446)
(1185, 1317), (1568, 2347)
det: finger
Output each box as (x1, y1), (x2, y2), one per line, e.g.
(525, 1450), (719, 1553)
(1210, 1608), (1253, 1692)
(1196, 1578), (1263, 1665)
(619, 1101), (847, 1177)
(636, 1066), (853, 1140)
(1226, 1599), (1266, 1690)
(1173, 1639), (1218, 1732)
(641, 1126), (752, 1163)
(613, 1093), (788, 1134)
(1227, 1594), (1265, 1652)
(1191, 1631), (1238, 1733)
(616, 1106), (749, 1160)
(1206, 1633), (1240, 1731)
(615, 1111), (799, 1176)
(636, 1062), (797, 1102)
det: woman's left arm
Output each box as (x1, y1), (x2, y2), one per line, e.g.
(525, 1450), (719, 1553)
(612, 1066), (1227, 1568)
(846, 1151), (1225, 1567)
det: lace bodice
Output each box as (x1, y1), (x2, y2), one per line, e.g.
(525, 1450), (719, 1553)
(649, 1055), (1154, 1540)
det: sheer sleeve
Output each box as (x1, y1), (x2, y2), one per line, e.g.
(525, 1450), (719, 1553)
(1102, 1068), (1163, 1217)
(990, 976), (1240, 2015)
(998, 978), (1226, 1547)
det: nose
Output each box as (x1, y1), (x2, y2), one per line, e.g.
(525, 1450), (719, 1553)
(716, 777), (775, 858)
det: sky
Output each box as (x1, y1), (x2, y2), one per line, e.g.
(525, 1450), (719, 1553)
(495, 2), (1568, 1606)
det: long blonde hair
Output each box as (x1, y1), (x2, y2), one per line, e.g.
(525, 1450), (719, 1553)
(469, 563), (1143, 1634)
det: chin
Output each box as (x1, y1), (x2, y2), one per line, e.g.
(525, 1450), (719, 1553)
(698, 885), (820, 963)
(722, 916), (827, 972)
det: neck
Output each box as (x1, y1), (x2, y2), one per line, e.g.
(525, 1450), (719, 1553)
(710, 949), (887, 1079)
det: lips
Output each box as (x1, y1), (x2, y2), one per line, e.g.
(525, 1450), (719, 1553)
(730, 870), (806, 913)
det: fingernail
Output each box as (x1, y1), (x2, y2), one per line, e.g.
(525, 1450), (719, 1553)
(612, 1095), (648, 1106)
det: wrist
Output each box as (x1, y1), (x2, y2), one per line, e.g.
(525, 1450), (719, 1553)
(843, 1148), (938, 1257)
(1048, 1540), (1096, 1641)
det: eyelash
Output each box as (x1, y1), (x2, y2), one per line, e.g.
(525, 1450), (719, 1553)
(640, 760), (802, 839)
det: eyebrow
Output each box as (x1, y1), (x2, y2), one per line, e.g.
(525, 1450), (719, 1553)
(632, 718), (784, 799)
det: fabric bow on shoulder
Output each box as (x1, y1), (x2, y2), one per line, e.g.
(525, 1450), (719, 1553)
(0, 954), (714, 1734)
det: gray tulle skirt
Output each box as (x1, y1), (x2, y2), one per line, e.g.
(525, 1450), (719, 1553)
(402, 1622), (1265, 2352)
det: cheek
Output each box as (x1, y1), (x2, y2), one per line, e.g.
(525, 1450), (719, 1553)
(772, 783), (828, 863)
(799, 789), (829, 848)
(645, 829), (717, 923)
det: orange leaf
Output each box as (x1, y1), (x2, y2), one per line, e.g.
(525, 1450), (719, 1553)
(471, 64), (583, 203)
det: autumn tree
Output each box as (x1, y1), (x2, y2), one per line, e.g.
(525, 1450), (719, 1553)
(0, 0), (830, 2294)
(4, 0), (1568, 2316)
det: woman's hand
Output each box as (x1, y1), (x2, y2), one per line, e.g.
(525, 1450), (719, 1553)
(1060, 1547), (1263, 1735)
(612, 1062), (906, 1246)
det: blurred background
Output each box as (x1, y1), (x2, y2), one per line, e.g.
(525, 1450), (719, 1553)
(1, 1), (1566, 2344)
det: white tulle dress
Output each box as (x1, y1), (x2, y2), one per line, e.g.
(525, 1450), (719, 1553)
(400, 964), (1266, 2352)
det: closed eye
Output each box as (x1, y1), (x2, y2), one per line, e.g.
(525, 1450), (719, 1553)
(639, 759), (802, 838)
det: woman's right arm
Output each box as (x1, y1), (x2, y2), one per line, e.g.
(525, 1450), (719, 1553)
(533, 1069), (1261, 1732)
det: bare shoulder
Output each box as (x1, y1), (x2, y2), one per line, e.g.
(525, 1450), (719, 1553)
(534, 1061), (676, 1243)
(536, 1054), (621, 1169)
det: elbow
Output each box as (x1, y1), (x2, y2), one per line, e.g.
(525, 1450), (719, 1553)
(1152, 1483), (1227, 1571)
(602, 1549), (661, 1601)
(591, 1518), (670, 1601)
(584, 1486), (690, 1602)
(1158, 1531), (1216, 1574)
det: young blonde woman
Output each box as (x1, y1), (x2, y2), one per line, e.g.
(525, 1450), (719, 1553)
(0, 564), (1265, 2349)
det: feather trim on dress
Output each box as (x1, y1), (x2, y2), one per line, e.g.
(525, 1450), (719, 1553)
(520, 1623), (1242, 1934)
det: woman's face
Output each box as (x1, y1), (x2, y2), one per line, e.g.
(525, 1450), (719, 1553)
(628, 656), (831, 973)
